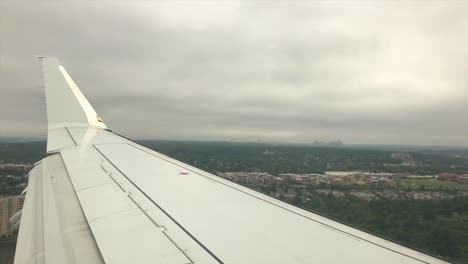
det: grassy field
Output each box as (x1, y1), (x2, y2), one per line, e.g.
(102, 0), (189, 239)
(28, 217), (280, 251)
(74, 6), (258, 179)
(401, 178), (468, 191)
(434, 214), (468, 263)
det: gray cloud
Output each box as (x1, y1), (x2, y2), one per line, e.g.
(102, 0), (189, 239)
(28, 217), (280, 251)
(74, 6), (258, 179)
(1, 1), (467, 145)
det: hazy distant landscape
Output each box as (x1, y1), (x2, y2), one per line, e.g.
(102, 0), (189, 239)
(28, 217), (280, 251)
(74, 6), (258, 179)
(1, 140), (468, 263)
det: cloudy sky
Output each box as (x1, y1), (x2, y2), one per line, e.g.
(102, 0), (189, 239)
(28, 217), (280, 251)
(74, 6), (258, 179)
(1, 1), (467, 145)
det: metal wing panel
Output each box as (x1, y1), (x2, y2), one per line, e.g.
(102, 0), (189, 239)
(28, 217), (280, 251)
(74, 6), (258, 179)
(15, 155), (104, 264)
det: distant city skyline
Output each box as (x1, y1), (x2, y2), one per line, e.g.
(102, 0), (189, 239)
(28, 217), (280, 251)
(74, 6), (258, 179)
(1, 1), (467, 145)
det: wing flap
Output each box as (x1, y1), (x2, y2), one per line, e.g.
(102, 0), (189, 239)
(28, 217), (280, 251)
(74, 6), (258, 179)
(60, 144), (196, 264)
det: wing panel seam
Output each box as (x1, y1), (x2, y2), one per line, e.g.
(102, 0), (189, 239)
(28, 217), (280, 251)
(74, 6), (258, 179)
(92, 144), (224, 264)
(127, 195), (195, 264)
(64, 127), (78, 146)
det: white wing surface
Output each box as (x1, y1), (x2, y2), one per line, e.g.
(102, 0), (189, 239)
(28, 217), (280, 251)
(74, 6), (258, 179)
(14, 57), (450, 264)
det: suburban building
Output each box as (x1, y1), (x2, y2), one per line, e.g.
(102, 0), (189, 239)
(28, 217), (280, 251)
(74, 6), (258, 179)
(0, 196), (25, 237)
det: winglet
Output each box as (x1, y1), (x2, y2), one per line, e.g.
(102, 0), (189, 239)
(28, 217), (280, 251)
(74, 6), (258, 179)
(40, 57), (107, 130)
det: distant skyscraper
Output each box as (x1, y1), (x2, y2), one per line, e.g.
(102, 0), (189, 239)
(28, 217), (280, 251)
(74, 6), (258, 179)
(0, 196), (24, 237)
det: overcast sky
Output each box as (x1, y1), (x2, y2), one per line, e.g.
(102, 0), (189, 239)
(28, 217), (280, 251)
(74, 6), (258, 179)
(1, 1), (467, 145)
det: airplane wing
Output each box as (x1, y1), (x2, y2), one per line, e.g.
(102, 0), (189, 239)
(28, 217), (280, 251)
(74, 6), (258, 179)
(14, 57), (449, 264)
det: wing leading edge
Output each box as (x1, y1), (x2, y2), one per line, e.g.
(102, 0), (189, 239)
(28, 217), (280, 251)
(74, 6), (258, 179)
(14, 57), (450, 264)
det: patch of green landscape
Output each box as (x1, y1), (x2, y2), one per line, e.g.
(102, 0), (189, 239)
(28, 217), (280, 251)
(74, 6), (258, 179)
(139, 140), (468, 176)
(301, 194), (468, 263)
(401, 179), (468, 191)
